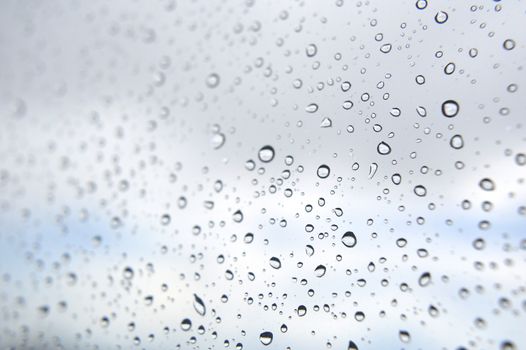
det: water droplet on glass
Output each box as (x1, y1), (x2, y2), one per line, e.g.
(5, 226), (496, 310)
(377, 142), (391, 155)
(435, 11), (448, 24)
(306, 43), (318, 57)
(380, 43), (392, 53)
(450, 134), (464, 149)
(258, 145), (275, 162)
(259, 331), (273, 345)
(206, 73), (220, 88)
(314, 264), (326, 277)
(320, 117), (332, 128)
(399, 330), (411, 343)
(317, 164), (330, 179)
(441, 100), (459, 117)
(342, 231), (357, 248)
(305, 103), (319, 113)
(193, 294), (206, 316)
(418, 272), (431, 287)
(503, 39), (516, 51)
(414, 185), (427, 197)
(269, 257), (282, 269)
(211, 133), (226, 149)
(479, 178), (495, 191)
(368, 163), (378, 179)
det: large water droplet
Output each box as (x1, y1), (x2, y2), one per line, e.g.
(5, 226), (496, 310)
(305, 103), (319, 113)
(314, 264), (326, 277)
(317, 164), (330, 179)
(269, 257), (282, 269)
(442, 100), (459, 117)
(377, 142), (391, 155)
(259, 331), (273, 345)
(450, 134), (464, 149)
(342, 231), (357, 248)
(435, 11), (448, 24)
(258, 145), (275, 162)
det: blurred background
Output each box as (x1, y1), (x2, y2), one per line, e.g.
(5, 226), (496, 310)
(0, 0), (525, 349)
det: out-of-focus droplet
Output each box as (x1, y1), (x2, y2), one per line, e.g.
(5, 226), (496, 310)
(206, 73), (220, 88)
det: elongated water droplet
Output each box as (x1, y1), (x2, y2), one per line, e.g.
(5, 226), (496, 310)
(193, 294), (206, 316)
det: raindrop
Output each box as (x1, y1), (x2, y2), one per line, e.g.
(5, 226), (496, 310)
(320, 117), (332, 128)
(314, 265), (326, 277)
(442, 100), (459, 117)
(206, 73), (220, 88)
(306, 43), (318, 57)
(418, 272), (431, 287)
(269, 257), (282, 269)
(377, 142), (391, 155)
(211, 133), (226, 149)
(259, 331), (273, 345)
(297, 305), (307, 316)
(368, 163), (378, 179)
(415, 0), (427, 10)
(317, 164), (330, 179)
(380, 43), (392, 53)
(414, 185), (427, 197)
(391, 173), (402, 185)
(342, 231), (357, 248)
(450, 134), (464, 149)
(347, 340), (359, 350)
(233, 210), (244, 223)
(503, 39), (516, 51)
(444, 62), (456, 75)
(193, 294), (206, 316)
(479, 178), (495, 191)
(305, 103), (319, 113)
(435, 11), (448, 24)
(181, 318), (192, 331)
(258, 145), (275, 162)
(399, 330), (411, 343)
